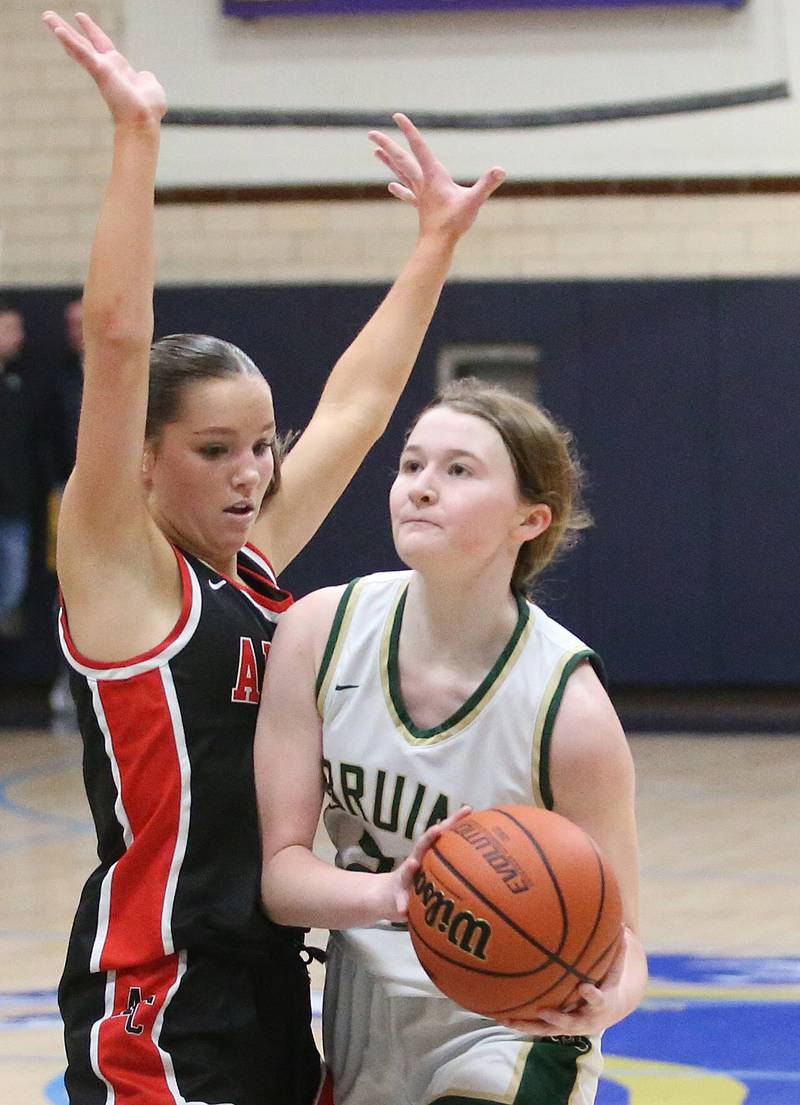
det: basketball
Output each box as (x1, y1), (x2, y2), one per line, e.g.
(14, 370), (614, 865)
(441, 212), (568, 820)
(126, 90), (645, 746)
(407, 805), (623, 1020)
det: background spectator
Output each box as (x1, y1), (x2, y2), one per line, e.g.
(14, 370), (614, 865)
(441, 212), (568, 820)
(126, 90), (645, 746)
(0, 302), (34, 636)
(47, 298), (84, 575)
(53, 298), (84, 484)
(47, 298), (84, 715)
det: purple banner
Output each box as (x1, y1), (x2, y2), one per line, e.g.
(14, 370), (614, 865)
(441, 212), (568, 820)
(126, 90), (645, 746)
(224, 1), (745, 16)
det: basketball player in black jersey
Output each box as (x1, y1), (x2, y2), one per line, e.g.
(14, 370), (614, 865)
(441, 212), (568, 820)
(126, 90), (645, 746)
(42, 11), (506, 1104)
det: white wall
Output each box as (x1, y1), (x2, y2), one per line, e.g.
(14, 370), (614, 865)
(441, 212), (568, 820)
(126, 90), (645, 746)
(5, 0), (800, 288)
(124, 0), (798, 187)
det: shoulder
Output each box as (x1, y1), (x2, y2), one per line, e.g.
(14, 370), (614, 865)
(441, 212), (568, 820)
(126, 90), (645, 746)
(291, 570), (409, 623)
(274, 571), (409, 653)
(554, 661), (615, 733)
(278, 584), (347, 632)
(261, 585), (351, 699)
(550, 661), (634, 814)
(285, 584), (349, 625)
(528, 602), (591, 654)
(271, 584), (349, 666)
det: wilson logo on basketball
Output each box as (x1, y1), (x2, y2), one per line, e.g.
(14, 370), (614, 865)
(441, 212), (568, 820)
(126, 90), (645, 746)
(455, 823), (533, 894)
(411, 869), (492, 961)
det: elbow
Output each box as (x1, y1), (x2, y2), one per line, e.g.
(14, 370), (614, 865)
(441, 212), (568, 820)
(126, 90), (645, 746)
(360, 393), (396, 438)
(83, 297), (154, 356)
(343, 401), (391, 447)
(260, 862), (293, 926)
(260, 874), (281, 923)
(319, 392), (394, 446)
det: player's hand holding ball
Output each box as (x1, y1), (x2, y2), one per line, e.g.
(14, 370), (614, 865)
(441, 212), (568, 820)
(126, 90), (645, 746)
(379, 806), (474, 923)
(499, 923), (640, 1037)
(406, 805), (629, 1034)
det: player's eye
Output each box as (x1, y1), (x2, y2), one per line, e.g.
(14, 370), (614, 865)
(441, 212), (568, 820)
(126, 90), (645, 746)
(199, 444), (226, 459)
(449, 462), (471, 477)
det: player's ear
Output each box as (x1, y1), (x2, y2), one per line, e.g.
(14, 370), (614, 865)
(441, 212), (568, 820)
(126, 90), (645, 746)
(517, 503), (551, 543)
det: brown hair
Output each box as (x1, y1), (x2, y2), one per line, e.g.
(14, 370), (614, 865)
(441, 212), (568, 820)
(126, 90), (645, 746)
(413, 377), (591, 592)
(146, 334), (288, 499)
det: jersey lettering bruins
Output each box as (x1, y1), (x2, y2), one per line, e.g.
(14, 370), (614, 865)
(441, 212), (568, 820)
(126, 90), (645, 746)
(318, 571), (602, 883)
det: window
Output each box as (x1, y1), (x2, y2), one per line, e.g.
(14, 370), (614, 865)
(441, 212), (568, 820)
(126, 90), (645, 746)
(436, 344), (541, 403)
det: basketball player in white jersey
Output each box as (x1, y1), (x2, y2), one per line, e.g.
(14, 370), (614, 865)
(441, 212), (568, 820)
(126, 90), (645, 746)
(256, 379), (648, 1105)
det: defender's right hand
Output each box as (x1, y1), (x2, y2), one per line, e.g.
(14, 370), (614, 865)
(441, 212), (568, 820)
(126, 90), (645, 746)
(43, 11), (166, 127)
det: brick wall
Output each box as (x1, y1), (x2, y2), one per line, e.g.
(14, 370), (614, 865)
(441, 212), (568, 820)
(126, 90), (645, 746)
(1, 0), (122, 285)
(3, 0), (800, 288)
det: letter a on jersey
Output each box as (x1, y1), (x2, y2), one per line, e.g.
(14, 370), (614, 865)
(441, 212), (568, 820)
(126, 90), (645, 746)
(231, 636), (262, 703)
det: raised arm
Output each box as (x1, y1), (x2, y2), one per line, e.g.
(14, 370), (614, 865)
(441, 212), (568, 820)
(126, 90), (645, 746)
(42, 14), (169, 598)
(254, 115), (506, 574)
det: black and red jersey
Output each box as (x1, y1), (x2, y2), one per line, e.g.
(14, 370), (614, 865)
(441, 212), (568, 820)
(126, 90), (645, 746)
(59, 542), (294, 971)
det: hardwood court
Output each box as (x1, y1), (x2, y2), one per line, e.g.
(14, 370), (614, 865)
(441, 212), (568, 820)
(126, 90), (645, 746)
(1, 727), (798, 1103)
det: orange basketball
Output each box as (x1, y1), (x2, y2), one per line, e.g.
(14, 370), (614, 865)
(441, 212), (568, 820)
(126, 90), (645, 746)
(407, 805), (622, 1020)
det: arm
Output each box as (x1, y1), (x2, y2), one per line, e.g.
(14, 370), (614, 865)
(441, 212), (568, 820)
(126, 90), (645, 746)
(255, 588), (462, 928)
(43, 15), (171, 599)
(253, 115), (506, 574)
(507, 661), (648, 1036)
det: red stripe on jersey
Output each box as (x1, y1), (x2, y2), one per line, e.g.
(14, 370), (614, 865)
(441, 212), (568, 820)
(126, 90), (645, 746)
(316, 1069), (335, 1105)
(244, 541), (277, 580)
(236, 565), (293, 611)
(60, 548), (194, 670)
(96, 957), (181, 1105)
(98, 670), (183, 967)
(217, 548), (292, 613)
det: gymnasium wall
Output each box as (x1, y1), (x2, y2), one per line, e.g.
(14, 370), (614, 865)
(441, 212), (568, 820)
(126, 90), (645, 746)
(4, 276), (799, 694)
(3, 0), (800, 285)
(124, 0), (792, 187)
(1, 1), (799, 695)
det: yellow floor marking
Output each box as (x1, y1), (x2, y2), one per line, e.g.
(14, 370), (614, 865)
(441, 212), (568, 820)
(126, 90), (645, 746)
(604, 1055), (748, 1105)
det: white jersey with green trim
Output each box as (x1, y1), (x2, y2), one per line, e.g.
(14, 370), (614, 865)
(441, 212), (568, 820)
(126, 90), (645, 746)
(317, 570), (601, 996)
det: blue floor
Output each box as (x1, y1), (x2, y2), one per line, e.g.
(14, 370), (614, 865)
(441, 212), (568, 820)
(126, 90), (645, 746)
(598, 955), (800, 1104)
(6, 954), (799, 1104)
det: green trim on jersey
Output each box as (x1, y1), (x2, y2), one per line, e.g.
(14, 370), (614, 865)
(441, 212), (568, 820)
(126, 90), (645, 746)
(381, 584), (532, 745)
(429, 1034), (593, 1104)
(315, 578), (362, 715)
(533, 649), (598, 811)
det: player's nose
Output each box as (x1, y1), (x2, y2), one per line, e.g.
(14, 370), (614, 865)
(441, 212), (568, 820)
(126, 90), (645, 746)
(233, 461), (260, 492)
(408, 479), (437, 507)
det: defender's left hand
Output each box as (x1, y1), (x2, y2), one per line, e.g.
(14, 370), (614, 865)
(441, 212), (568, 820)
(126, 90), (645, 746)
(369, 113), (506, 243)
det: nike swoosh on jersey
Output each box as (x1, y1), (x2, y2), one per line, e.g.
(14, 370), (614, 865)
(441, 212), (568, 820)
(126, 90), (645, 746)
(334, 683), (359, 691)
(209, 579), (227, 590)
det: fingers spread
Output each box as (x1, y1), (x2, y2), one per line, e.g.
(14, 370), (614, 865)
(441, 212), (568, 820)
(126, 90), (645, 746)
(42, 11), (64, 31)
(473, 166), (507, 202)
(369, 130), (423, 188)
(368, 129), (411, 164)
(413, 822), (443, 856)
(447, 804), (473, 829)
(74, 11), (117, 53)
(42, 11), (80, 44)
(402, 857), (420, 880)
(43, 18), (94, 65)
(374, 148), (415, 192)
(392, 113), (439, 176)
